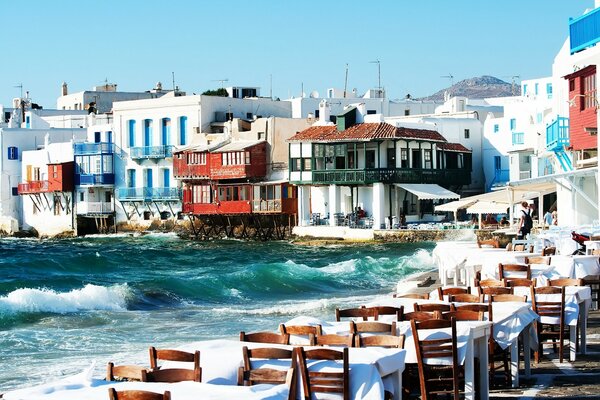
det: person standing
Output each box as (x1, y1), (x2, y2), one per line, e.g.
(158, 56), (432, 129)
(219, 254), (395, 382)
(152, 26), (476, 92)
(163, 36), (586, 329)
(544, 210), (553, 228)
(517, 201), (533, 239)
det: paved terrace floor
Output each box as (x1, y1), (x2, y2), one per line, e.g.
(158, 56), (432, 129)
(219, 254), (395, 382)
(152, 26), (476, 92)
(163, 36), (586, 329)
(408, 270), (600, 399)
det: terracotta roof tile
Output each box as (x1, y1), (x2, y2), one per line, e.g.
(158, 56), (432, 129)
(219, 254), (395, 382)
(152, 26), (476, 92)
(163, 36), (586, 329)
(438, 142), (471, 152)
(288, 122), (448, 143)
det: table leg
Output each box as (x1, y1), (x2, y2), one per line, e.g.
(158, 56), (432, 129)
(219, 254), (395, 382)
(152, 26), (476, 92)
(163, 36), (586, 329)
(581, 299), (590, 355)
(453, 266), (459, 286)
(476, 333), (490, 400)
(464, 338), (475, 400)
(510, 338), (519, 388)
(522, 323), (531, 379)
(394, 370), (402, 400)
(570, 325), (577, 362)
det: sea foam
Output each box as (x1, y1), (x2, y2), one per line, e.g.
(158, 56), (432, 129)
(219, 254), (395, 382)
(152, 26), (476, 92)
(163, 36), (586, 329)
(0, 284), (130, 315)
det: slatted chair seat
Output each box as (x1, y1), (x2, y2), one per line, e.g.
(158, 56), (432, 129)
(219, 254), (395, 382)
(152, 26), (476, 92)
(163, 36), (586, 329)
(335, 306), (378, 321)
(108, 388), (170, 400)
(240, 331), (290, 344)
(297, 347), (349, 400)
(411, 318), (462, 400)
(106, 363), (148, 382)
(237, 346), (296, 395)
(531, 286), (568, 363)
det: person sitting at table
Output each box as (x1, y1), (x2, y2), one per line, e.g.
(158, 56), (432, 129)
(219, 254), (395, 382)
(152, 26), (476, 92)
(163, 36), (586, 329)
(484, 214), (497, 226)
(357, 207), (366, 218)
(500, 216), (509, 226)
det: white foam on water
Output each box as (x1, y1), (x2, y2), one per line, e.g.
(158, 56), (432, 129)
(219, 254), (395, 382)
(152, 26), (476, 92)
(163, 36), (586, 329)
(320, 259), (357, 274)
(0, 284), (131, 315)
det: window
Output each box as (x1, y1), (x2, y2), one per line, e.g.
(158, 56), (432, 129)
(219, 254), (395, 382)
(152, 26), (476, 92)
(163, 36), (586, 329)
(222, 151), (250, 166)
(187, 152), (206, 165)
(161, 118), (171, 146)
(424, 149), (432, 169)
(569, 79), (575, 92)
(11, 187), (18, 196)
(246, 112), (253, 119)
(143, 119), (153, 146)
(128, 120), (136, 147)
(546, 83), (553, 99)
(582, 74), (596, 110)
(510, 119), (516, 130)
(404, 109), (410, 116)
(303, 158), (312, 171)
(494, 156), (501, 170)
(192, 185), (211, 204)
(105, 191), (112, 203)
(400, 148), (408, 168)
(536, 113), (543, 123)
(367, 110), (376, 115)
(534, 83), (539, 95)
(52, 165), (58, 179)
(94, 132), (101, 143)
(79, 191), (84, 201)
(53, 195), (61, 216)
(493, 124), (499, 133)
(523, 84), (528, 95)
(179, 116), (188, 145)
(464, 129), (470, 139)
(7, 146), (18, 160)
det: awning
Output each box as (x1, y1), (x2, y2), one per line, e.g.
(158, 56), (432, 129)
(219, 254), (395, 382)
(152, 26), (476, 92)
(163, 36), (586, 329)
(434, 198), (478, 212)
(466, 201), (510, 214)
(395, 184), (460, 200)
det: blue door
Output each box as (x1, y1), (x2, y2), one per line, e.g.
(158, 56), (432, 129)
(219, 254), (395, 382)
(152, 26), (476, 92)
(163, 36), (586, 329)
(163, 169), (170, 188)
(144, 119), (152, 147)
(127, 169), (136, 188)
(179, 116), (187, 145)
(162, 118), (170, 145)
(146, 169), (153, 188)
(94, 132), (101, 143)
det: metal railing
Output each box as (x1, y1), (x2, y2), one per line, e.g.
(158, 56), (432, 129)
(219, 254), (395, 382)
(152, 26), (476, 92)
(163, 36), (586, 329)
(519, 171), (531, 180)
(546, 117), (569, 151)
(570, 7), (600, 54)
(77, 201), (114, 215)
(18, 180), (49, 194)
(76, 173), (115, 185)
(130, 145), (173, 159)
(309, 168), (470, 185)
(74, 142), (114, 155)
(252, 199), (282, 212)
(117, 187), (180, 201)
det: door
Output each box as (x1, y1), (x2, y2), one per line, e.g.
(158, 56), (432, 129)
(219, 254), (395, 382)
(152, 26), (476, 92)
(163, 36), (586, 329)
(411, 150), (421, 168)
(146, 169), (153, 188)
(144, 119), (152, 147)
(162, 118), (170, 146)
(94, 132), (101, 143)
(163, 169), (170, 188)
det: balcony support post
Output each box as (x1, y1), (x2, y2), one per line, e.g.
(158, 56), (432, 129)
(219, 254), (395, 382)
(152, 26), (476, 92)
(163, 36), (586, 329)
(328, 184), (339, 227)
(372, 182), (385, 229)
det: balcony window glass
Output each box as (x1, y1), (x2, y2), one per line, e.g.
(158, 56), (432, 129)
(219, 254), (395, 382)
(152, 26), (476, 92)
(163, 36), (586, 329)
(464, 129), (470, 139)
(143, 119), (153, 146)
(547, 83), (553, 99)
(161, 118), (171, 146)
(303, 158), (312, 171)
(365, 150), (376, 169)
(583, 74), (596, 110)
(245, 151), (250, 164)
(424, 150), (432, 169)
(103, 155), (113, 173)
(494, 156), (501, 170)
(510, 119), (516, 130)
(290, 158), (301, 171)
(400, 148), (408, 168)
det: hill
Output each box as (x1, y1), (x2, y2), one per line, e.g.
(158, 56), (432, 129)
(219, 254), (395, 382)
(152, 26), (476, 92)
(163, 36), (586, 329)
(417, 75), (516, 101)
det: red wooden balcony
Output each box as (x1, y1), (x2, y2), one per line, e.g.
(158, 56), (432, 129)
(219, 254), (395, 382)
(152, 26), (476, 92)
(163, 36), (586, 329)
(183, 201), (252, 215)
(173, 152), (211, 179)
(18, 181), (49, 194)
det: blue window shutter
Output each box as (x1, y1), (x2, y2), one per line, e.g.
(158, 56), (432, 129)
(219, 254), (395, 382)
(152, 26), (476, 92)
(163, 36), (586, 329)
(180, 116), (188, 145)
(163, 169), (170, 188)
(128, 120), (136, 147)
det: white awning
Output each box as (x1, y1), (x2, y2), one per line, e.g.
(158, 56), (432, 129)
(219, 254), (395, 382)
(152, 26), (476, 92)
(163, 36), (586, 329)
(434, 198), (478, 212)
(395, 184), (460, 200)
(466, 201), (510, 214)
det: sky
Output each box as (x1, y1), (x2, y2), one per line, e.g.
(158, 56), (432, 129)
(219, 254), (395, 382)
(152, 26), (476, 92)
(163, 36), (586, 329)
(0, 0), (592, 108)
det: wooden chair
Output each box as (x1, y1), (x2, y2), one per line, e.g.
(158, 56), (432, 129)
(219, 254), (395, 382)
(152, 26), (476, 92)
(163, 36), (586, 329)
(145, 368), (201, 383)
(149, 347), (200, 371)
(441, 310), (483, 321)
(489, 294), (527, 302)
(487, 301), (510, 386)
(437, 287), (469, 300)
(542, 246), (556, 256)
(312, 333), (355, 347)
(106, 363), (147, 382)
(240, 331), (290, 344)
(365, 306), (403, 321)
(411, 318), (461, 400)
(414, 303), (454, 313)
(476, 278), (505, 288)
(548, 278), (584, 287)
(237, 346), (295, 388)
(108, 389), (170, 400)
(506, 278), (536, 288)
(454, 303), (489, 314)
(449, 293), (481, 303)
(335, 306), (377, 321)
(524, 256), (550, 265)
(356, 334), (405, 348)
(498, 263), (531, 283)
(531, 286), (568, 363)
(279, 324), (322, 345)
(349, 321), (396, 335)
(394, 292), (429, 300)
(297, 347), (349, 400)
(477, 239), (500, 248)
(401, 311), (440, 321)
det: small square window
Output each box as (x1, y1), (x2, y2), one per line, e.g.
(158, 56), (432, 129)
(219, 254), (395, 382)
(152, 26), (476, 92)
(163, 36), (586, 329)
(493, 124), (499, 133)
(11, 187), (18, 196)
(464, 129), (470, 139)
(7, 146), (18, 160)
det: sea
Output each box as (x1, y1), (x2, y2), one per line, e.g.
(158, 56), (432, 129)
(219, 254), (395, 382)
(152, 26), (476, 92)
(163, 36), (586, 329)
(0, 233), (436, 392)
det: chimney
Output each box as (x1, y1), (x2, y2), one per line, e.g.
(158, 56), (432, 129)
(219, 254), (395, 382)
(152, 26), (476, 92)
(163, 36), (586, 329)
(62, 82), (68, 96)
(319, 99), (330, 123)
(355, 103), (367, 123)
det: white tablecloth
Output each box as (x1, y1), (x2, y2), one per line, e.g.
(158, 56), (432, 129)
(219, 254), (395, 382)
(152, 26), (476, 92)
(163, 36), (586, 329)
(550, 255), (600, 279)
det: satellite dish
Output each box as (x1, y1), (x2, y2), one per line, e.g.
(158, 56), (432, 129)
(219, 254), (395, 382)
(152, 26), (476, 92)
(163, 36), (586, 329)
(310, 90), (319, 99)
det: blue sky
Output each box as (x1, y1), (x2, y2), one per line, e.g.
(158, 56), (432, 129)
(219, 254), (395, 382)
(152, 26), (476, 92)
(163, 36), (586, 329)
(0, 0), (591, 108)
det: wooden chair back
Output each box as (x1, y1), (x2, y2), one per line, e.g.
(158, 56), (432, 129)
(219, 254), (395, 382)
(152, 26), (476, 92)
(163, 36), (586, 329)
(454, 303), (489, 313)
(548, 278), (584, 287)
(279, 324), (321, 344)
(240, 331), (289, 344)
(498, 263), (531, 280)
(531, 286), (567, 362)
(349, 321), (396, 335)
(108, 389), (170, 400)
(148, 347), (200, 371)
(145, 368), (201, 383)
(449, 293), (481, 303)
(441, 310), (483, 321)
(506, 278), (536, 288)
(411, 318), (459, 400)
(437, 287), (469, 299)
(106, 363), (147, 382)
(356, 334), (405, 348)
(312, 333), (355, 347)
(365, 306), (403, 321)
(489, 294), (527, 302)
(238, 346), (295, 386)
(477, 239), (500, 248)
(394, 293), (429, 300)
(414, 302), (454, 313)
(335, 306), (377, 321)
(524, 256), (550, 265)
(297, 347), (349, 400)
(542, 246), (556, 256)
(402, 311), (440, 321)
(476, 278), (505, 288)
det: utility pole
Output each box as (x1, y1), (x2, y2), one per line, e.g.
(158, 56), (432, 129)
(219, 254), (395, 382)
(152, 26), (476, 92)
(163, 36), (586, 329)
(344, 63), (349, 98)
(172, 72), (176, 91)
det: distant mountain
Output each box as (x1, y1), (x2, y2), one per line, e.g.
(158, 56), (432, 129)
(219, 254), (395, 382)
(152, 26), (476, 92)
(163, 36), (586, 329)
(417, 76), (516, 101)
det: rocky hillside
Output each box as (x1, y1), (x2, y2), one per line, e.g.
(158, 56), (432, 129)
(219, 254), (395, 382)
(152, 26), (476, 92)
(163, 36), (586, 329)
(418, 76), (515, 101)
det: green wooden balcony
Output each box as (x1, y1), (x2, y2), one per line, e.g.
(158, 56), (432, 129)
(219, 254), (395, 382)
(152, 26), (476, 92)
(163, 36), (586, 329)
(302, 168), (470, 186)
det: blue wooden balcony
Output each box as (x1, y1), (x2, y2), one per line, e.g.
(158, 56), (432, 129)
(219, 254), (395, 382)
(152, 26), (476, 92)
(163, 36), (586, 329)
(130, 145), (173, 160)
(546, 117), (570, 151)
(74, 142), (114, 155)
(570, 7), (600, 54)
(117, 187), (180, 201)
(306, 168), (470, 186)
(75, 173), (115, 186)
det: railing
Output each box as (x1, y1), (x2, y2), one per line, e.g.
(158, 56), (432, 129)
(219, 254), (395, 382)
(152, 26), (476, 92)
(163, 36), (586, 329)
(74, 142), (114, 155)
(308, 168), (470, 186)
(252, 199), (282, 213)
(76, 173), (115, 186)
(570, 7), (600, 54)
(18, 180), (49, 194)
(546, 117), (570, 151)
(76, 201), (114, 215)
(519, 171), (531, 180)
(130, 145), (173, 159)
(494, 168), (509, 183)
(512, 132), (525, 145)
(117, 187), (180, 201)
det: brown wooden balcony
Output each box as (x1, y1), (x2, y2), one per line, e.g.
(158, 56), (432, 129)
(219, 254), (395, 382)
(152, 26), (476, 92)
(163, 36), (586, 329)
(18, 181), (49, 194)
(304, 168), (470, 186)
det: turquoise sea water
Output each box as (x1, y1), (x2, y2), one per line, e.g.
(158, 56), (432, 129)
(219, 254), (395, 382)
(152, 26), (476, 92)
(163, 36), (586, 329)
(0, 233), (435, 392)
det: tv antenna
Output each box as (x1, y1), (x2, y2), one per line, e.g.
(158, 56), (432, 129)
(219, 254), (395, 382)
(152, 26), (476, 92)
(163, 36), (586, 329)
(14, 83), (23, 98)
(441, 74), (454, 87)
(369, 60), (381, 92)
(344, 63), (349, 98)
(212, 78), (229, 89)
(502, 75), (521, 95)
